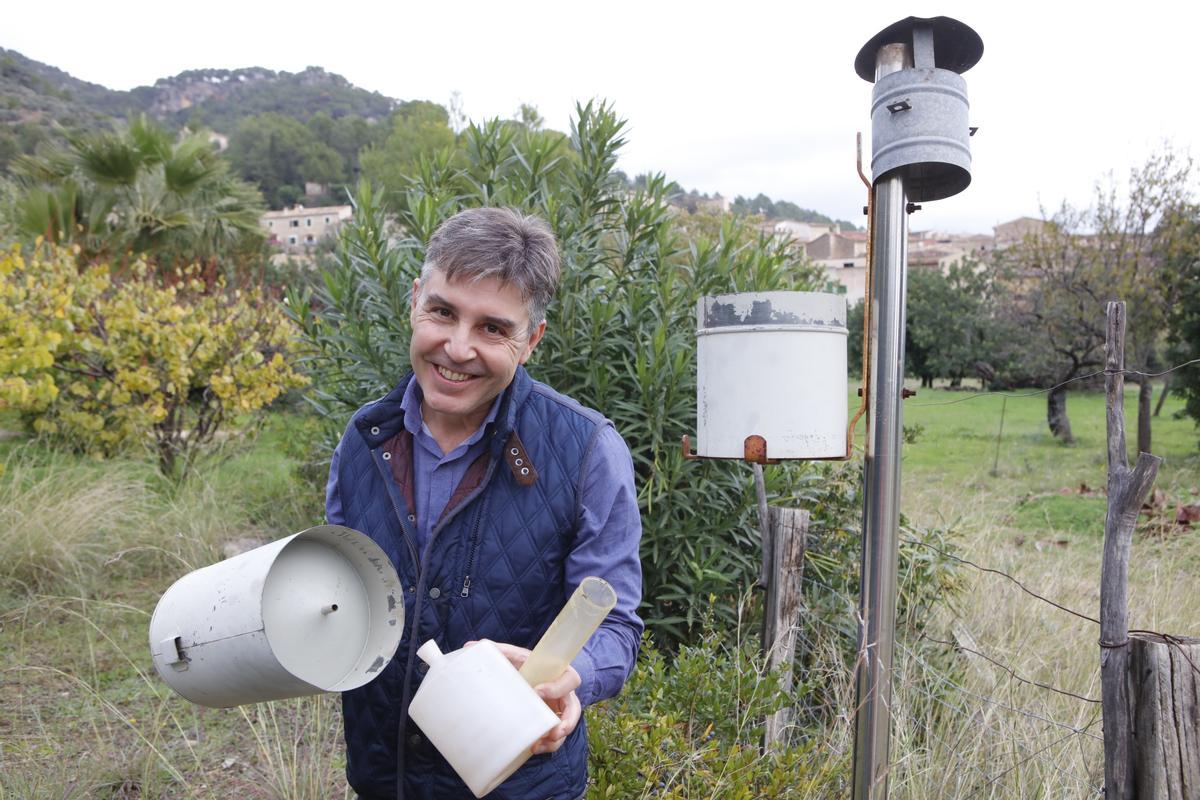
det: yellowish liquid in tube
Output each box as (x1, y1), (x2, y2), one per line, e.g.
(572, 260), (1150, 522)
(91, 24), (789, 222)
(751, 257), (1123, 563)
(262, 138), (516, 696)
(519, 576), (617, 688)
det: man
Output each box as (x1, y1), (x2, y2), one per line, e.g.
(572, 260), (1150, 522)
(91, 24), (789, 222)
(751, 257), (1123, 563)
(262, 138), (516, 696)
(325, 207), (644, 800)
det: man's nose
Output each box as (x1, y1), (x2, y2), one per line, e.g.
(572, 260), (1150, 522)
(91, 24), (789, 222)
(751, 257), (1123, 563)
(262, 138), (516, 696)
(443, 324), (476, 363)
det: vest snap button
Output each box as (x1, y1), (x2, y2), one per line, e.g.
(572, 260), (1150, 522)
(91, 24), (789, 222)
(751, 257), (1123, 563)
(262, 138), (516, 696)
(382, 451), (391, 461)
(521, 467), (529, 476)
(514, 458), (523, 466)
(370, 426), (380, 435)
(510, 447), (519, 456)
(429, 587), (441, 599)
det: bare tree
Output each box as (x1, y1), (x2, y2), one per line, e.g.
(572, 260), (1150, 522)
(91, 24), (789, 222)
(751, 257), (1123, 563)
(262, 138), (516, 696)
(993, 149), (1195, 445)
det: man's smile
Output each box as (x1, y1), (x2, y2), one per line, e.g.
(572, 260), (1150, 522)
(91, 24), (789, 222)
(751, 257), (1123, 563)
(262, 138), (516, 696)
(434, 364), (476, 383)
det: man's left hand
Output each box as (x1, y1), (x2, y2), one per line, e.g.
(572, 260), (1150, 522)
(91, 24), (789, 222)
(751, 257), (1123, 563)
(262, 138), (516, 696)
(483, 641), (582, 755)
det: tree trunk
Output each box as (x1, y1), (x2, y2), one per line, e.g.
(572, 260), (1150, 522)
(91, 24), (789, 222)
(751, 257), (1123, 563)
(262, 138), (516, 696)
(1047, 385), (1074, 443)
(1154, 373), (1172, 417)
(1138, 373), (1153, 455)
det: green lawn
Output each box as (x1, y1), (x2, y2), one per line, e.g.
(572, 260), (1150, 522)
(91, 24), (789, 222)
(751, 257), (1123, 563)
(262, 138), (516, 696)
(853, 382), (1200, 538)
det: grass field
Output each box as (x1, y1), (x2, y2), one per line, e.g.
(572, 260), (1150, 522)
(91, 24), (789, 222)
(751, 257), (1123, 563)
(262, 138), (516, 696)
(1, 381), (1197, 798)
(898, 382), (1199, 530)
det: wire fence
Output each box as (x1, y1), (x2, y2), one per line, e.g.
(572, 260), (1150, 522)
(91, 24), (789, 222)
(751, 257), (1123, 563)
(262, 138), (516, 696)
(906, 358), (1200, 409)
(779, 356), (1200, 798)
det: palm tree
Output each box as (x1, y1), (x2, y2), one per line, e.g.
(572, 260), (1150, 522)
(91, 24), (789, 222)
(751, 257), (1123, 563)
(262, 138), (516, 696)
(11, 114), (265, 271)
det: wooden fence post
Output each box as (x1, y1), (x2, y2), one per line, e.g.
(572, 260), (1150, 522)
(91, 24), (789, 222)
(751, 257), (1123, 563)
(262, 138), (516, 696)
(763, 506), (809, 752)
(1099, 300), (1163, 799)
(1128, 632), (1200, 798)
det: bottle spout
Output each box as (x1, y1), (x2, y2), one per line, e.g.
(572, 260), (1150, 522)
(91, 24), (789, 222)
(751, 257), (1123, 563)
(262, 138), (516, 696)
(416, 639), (444, 667)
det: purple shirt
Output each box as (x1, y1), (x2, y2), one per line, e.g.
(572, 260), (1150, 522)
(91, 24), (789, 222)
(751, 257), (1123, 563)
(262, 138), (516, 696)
(397, 380), (644, 707)
(400, 379), (500, 552)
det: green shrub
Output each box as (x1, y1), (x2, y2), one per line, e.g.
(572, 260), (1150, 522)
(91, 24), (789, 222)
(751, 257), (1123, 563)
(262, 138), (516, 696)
(0, 243), (307, 478)
(587, 630), (850, 798)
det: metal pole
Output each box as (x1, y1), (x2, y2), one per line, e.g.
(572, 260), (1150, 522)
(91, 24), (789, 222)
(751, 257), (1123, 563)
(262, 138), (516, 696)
(852, 41), (910, 800)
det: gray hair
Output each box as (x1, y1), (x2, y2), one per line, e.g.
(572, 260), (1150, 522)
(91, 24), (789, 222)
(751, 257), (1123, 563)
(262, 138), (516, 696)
(420, 207), (561, 334)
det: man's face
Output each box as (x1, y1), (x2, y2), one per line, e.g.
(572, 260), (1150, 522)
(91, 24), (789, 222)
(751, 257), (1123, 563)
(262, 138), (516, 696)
(409, 269), (545, 436)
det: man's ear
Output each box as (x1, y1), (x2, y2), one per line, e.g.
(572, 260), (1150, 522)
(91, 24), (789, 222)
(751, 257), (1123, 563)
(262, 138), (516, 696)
(411, 278), (421, 314)
(519, 321), (547, 365)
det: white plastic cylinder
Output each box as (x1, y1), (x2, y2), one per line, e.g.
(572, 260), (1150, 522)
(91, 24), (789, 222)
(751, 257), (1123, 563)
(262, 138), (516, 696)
(148, 525), (403, 708)
(409, 640), (560, 798)
(696, 291), (848, 460)
(519, 576), (617, 688)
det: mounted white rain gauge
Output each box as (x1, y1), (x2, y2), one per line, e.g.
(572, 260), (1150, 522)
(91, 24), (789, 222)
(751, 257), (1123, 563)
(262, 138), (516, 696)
(685, 291), (851, 463)
(149, 525), (403, 707)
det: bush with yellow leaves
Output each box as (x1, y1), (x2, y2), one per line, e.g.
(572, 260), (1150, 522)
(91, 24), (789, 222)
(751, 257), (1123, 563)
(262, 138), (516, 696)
(0, 243), (307, 477)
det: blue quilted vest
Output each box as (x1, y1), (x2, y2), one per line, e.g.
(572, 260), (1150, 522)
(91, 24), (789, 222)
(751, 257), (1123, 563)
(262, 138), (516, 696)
(331, 367), (604, 800)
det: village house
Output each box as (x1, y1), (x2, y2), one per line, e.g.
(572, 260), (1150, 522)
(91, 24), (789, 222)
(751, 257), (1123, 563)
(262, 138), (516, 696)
(992, 216), (1049, 248)
(260, 204), (353, 253)
(805, 230), (870, 303)
(695, 194), (731, 214)
(773, 219), (839, 243)
(805, 227), (1001, 305)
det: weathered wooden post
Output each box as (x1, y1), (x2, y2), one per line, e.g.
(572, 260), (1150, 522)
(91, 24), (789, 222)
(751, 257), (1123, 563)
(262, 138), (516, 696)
(1099, 300), (1163, 799)
(762, 507), (809, 751)
(1128, 632), (1200, 797)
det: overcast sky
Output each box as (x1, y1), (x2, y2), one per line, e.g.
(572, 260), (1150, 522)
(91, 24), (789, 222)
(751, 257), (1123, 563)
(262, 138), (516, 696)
(6, 1), (1197, 234)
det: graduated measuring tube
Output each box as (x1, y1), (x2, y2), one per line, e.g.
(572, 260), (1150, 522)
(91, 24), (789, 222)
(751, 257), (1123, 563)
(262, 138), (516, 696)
(519, 576), (617, 687)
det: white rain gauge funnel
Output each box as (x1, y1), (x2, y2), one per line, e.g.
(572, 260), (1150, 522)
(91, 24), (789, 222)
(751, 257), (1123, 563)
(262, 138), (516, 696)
(692, 291), (848, 461)
(149, 525), (403, 708)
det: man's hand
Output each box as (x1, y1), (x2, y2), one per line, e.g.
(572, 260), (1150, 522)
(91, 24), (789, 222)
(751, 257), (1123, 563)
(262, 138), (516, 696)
(473, 640), (582, 755)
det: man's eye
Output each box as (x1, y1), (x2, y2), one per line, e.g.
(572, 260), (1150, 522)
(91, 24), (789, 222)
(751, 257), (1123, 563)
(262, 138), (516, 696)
(485, 324), (503, 336)
(432, 307), (452, 318)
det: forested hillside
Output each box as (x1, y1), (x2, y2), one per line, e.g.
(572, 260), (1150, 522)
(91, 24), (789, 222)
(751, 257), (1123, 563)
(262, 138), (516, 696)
(0, 48), (395, 183)
(0, 45), (850, 220)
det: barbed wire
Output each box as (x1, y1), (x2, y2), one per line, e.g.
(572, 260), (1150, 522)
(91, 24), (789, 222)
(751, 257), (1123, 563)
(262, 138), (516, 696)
(897, 641), (1103, 742)
(897, 535), (1200, 685)
(897, 639), (1104, 791)
(962, 712), (1103, 800)
(906, 357), (1200, 408)
(920, 632), (1101, 704)
(900, 535), (1100, 626)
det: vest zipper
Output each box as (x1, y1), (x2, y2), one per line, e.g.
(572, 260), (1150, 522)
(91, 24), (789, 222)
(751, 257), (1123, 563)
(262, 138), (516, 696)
(369, 449), (420, 574)
(459, 505), (485, 597)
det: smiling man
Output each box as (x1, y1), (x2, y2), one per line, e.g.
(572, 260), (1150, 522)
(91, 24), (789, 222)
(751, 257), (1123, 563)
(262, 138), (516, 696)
(325, 207), (644, 800)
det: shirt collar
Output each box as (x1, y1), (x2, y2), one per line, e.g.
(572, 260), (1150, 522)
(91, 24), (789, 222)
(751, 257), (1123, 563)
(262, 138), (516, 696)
(399, 378), (503, 450)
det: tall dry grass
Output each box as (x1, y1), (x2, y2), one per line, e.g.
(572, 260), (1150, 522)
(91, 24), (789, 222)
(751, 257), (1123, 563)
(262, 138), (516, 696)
(1, 437), (343, 799)
(885, 508), (1200, 798)
(0, 448), (156, 596)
